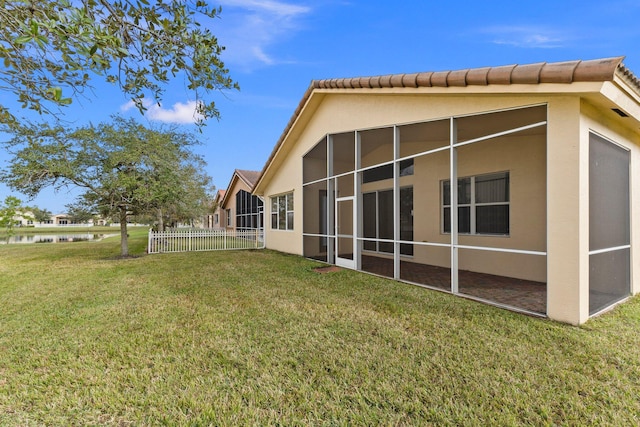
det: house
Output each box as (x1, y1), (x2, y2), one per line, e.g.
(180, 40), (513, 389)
(9, 210), (34, 227)
(253, 56), (640, 325)
(42, 214), (104, 227)
(217, 169), (264, 231)
(51, 214), (71, 225)
(208, 189), (226, 229)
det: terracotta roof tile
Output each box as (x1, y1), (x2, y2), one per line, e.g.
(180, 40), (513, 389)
(390, 74), (405, 87)
(574, 57), (625, 81)
(380, 74), (392, 88)
(466, 67), (491, 85)
(415, 72), (433, 87)
(401, 73), (419, 87)
(539, 60), (580, 83)
(448, 69), (468, 86)
(431, 70), (450, 87)
(511, 62), (544, 84)
(487, 64), (516, 84)
(311, 57), (628, 91)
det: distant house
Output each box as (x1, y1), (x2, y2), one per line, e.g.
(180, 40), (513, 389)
(51, 214), (70, 225)
(11, 211), (34, 227)
(216, 169), (264, 231)
(253, 56), (640, 325)
(37, 213), (105, 227)
(208, 189), (226, 229)
(2, 210), (108, 227)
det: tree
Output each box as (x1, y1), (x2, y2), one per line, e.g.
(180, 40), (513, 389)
(65, 203), (95, 224)
(0, 195), (23, 235)
(0, 0), (238, 126)
(1, 116), (213, 256)
(155, 164), (213, 231)
(29, 205), (52, 223)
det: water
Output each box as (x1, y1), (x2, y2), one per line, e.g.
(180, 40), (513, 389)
(1, 233), (117, 244)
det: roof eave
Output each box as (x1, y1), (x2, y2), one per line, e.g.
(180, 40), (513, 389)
(254, 84), (318, 194)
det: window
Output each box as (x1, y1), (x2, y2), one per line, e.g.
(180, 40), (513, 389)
(271, 192), (294, 230)
(443, 172), (509, 235)
(363, 187), (413, 255)
(226, 209), (231, 227)
(214, 213), (219, 225)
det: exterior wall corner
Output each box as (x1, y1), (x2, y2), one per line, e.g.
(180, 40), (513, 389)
(545, 97), (590, 324)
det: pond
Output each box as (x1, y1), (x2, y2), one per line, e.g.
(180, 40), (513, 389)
(0, 233), (117, 244)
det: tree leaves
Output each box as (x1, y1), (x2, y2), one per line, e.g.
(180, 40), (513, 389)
(0, 195), (25, 235)
(0, 0), (238, 127)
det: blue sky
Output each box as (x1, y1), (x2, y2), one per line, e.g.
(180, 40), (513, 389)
(1, 0), (640, 213)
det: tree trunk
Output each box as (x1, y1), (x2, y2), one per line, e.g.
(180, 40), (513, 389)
(157, 208), (164, 232)
(119, 208), (129, 257)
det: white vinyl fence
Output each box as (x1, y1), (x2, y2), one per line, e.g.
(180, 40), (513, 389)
(148, 228), (264, 254)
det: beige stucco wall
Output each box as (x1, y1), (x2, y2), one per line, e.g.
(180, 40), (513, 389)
(545, 97), (584, 324)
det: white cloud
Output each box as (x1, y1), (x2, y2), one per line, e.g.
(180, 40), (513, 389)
(121, 100), (204, 124)
(217, 0), (312, 71)
(479, 25), (571, 48)
(223, 0), (309, 16)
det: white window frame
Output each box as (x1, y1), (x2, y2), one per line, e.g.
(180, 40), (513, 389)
(226, 209), (231, 227)
(442, 171), (510, 236)
(271, 192), (294, 231)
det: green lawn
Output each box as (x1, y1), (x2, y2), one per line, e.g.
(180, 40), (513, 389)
(1, 229), (639, 425)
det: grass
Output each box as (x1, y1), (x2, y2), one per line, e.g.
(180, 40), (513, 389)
(1, 229), (639, 425)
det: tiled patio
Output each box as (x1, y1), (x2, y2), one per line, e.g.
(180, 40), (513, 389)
(361, 255), (546, 314)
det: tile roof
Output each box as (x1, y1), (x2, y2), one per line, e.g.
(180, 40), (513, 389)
(312, 56), (631, 89)
(255, 56), (640, 191)
(235, 169), (261, 187)
(219, 169), (261, 207)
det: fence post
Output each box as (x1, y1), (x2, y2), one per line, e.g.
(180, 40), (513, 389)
(148, 228), (152, 253)
(188, 229), (192, 252)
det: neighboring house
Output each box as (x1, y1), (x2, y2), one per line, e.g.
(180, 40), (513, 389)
(4, 211), (108, 227)
(12, 211), (34, 227)
(253, 56), (640, 325)
(218, 169), (264, 231)
(51, 214), (71, 225)
(208, 189), (226, 229)
(43, 214), (104, 227)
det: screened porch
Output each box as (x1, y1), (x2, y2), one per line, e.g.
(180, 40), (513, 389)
(302, 104), (549, 315)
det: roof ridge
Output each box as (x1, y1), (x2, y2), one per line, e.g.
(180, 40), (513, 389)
(313, 56), (625, 89)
